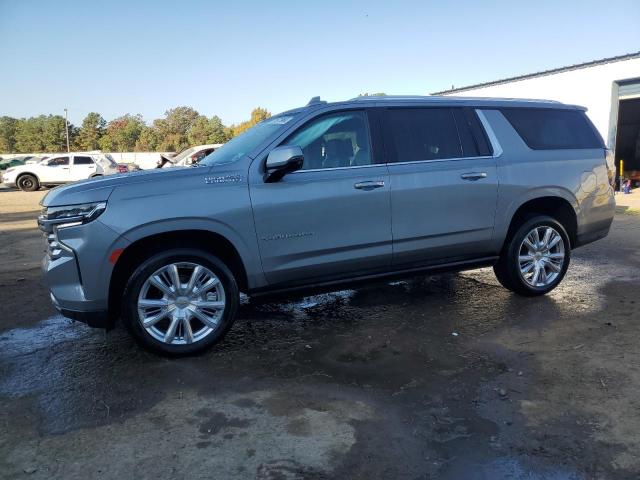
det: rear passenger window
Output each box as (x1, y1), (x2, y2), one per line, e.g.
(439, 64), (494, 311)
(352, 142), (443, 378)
(74, 156), (94, 165)
(501, 108), (603, 150)
(385, 108), (462, 162)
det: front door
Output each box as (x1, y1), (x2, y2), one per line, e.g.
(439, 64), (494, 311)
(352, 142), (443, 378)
(43, 156), (71, 183)
(382, 107), (499, 266)
(250, 110), (392, 286)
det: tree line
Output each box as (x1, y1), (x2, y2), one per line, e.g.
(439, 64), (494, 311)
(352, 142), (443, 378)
(0, 106), (271, 154)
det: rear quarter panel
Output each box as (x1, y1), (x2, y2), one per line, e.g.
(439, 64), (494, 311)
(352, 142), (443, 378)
(484, 109), (615, 250)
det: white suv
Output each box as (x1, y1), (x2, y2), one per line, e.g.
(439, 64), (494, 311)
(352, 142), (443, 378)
(1, 153), (119, 191)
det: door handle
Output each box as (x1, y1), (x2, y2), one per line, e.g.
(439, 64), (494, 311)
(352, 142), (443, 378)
(354, 180), (385, 190)
(460, 172), (487, 181)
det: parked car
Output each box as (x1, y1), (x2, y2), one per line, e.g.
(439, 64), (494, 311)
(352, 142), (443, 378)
(157, 144), (222, 168)
(38, 96), (615, 355)
(2, 153), (119, 191)
(0, 157), (27, 171)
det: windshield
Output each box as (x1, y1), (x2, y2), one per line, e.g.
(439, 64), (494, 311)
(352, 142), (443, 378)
(200, 114), (298, 166)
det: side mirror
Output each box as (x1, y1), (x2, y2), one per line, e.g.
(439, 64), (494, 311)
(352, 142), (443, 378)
(264, 145), (304, 183)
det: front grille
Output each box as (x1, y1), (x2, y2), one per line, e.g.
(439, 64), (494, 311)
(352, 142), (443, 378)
(38, 215), (65, 259)
(45, 233), (63, 258)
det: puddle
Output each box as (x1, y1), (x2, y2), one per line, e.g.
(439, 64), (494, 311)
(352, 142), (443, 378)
(441, 455), (584, 480)
(0, 315), (93, 359)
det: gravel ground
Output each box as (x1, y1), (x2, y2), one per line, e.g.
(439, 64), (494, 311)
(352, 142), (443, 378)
(1, 185), (639, 479)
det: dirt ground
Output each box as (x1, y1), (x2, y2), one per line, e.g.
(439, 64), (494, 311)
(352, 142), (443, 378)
(1, 186), (639, 480)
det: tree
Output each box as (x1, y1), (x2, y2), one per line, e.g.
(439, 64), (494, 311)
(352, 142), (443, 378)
(135, 126), (160, 151)
(229, 107), (271, 138)
(0, 116), (18, 153)
(42, 115), (73, 152)
(99, 114), (145, 152)
(187, 115), (229, 145)
(76, 112), (106, 150)
(208, 116), (228, 143)
(14, 116), (46, 152)
(154, 106), (200, 151)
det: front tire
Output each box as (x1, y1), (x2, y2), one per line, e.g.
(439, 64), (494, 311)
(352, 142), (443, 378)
(17, 174), (39, 191)
(122, 248), (239, 356)
(494, 215), (571, 296)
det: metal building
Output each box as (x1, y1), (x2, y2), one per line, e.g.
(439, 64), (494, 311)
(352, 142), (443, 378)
(434, 52), (640, 181)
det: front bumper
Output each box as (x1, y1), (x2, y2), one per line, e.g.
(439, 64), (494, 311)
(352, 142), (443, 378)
(1, 178), (16, 188)
(50, 293), (110, 328)
(39, 216), (121, 329)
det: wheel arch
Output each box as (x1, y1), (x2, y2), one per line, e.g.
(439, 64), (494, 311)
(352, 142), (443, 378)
(108, 228), (250, 322)
(16, 171), (40, 183)
(503, 193), (579, 249)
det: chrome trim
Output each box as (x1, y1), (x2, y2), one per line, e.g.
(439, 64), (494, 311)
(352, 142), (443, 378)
(354, 180), (385, 190)
(288, 163), (382, 174)
(460, 172), (487, 180)
(475, 109), (503, 157)
(389, 156), (494, 167)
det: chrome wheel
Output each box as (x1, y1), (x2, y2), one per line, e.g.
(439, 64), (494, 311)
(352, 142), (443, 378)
(137, 262), (226, 345)
(518, 226), (565, 287)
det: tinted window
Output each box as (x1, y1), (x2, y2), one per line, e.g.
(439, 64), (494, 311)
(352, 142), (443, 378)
(73, 156), (94, 165)
(456, 108), (493, 157)
(47, 157), (69, 166)
(452, 109), (479, 157)
(501, 108), (603, 150)
(282, 111), (371, 170)
(385, 108), (462, 162)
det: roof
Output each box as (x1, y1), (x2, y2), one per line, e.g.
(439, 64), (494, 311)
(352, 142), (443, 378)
(431, 51), (640, 95)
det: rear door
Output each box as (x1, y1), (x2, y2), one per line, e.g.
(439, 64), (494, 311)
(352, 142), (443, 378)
(250, 109), (392, 286)
(383, 107), (498, 266)
(70, 155), (98, 180)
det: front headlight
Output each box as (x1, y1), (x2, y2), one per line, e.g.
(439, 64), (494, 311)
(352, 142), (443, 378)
(39, 202), (107, 230)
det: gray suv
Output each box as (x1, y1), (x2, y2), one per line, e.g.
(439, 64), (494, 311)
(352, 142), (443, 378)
(38, 96), (616, 355)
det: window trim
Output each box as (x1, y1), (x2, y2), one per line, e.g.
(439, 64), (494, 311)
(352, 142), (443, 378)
(462, 107), (494, 156)
(475, 110), (503, 157)
(278, 108), (378, 173)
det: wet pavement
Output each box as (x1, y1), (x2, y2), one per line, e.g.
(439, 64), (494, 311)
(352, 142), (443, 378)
(1, 212), (639, 479)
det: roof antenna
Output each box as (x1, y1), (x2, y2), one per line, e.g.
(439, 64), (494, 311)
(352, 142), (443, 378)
(307, 96), (326, 105)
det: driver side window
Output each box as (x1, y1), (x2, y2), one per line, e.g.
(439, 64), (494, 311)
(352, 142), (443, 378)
(281, 111), (372, 170)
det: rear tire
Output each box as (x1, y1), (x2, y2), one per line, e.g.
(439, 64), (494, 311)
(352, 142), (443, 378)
(121, 248), (239, 356)
(494, 215), (570, 296)
(17, 174), (39, 191)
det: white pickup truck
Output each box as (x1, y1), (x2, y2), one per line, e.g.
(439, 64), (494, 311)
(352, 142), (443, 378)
(1, 153), (119, 191)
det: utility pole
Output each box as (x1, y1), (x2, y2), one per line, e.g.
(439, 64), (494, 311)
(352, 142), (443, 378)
(64, 108), (70, 153)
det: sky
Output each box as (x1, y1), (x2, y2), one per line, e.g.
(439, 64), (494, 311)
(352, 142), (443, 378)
(1, 0), (639, 126)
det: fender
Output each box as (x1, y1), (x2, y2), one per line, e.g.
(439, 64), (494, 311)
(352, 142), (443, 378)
(110, 217), (267, 290)
(16, 170), (40, 184)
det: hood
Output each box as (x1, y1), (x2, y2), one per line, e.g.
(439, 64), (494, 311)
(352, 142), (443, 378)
(4, 164), (31, 174)
(41, 166), (193, 207)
